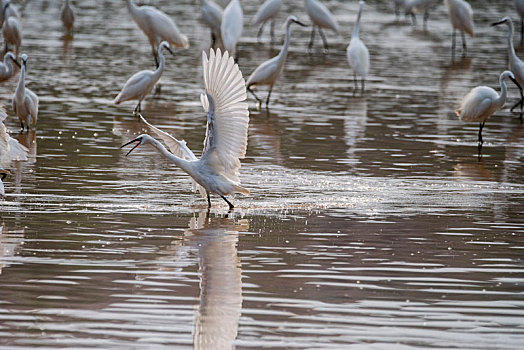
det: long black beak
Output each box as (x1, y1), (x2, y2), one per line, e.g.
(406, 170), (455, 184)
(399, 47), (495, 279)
(165, 45), (175, 56)
(510, 76), (522, 91)
(492, 19), (506, 27)
(10, 56), (21, 68)
(293, 20), (308, 27)
(121, 137), (142, 156)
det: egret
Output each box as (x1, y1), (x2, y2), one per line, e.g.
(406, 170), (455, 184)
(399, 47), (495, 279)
(455, 70), (520, 157)
(12, 54), (39, 132)
(492, 16), (524, 113)
(444, 0), (474, 60)
(221, 0), (243, 58)
(126, 0), (188, 67)
(252, 0), (282, 43)
(201, 0), (223, 47)
(114, 41), (174, 114)
(0, 51), (19, 81)
(347, 1), (369, 93)
(304, 0), (340, 51)
(2, 15), (21, 57)
(121, 48), (250, 210)
(0, 168), (7, 196)
(394, 0), (407, 20)
(515, 0), (524, 42)
(404, 0), (440, 29)
(246, 16), (306, 107)
(0, 105), (28, 168)
(0, 0), (19, 28)
(60, 0), (75, 36)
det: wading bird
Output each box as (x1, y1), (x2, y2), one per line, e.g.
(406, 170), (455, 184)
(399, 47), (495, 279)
(444, 0), (474, 60)
(0, 168), (8, 196)
(126, 0), (188, 67)
(201, 0), (223, 47)
(404, 0), (440, 29)
(493, 17), (524, 113)
(114, 41), (174, 114)
(252, 0), (282, 43)
(0, 0), (18, 28)
(60, 0), (75, 36)
(515, 0), (524, 42)
(304, 0), (340, 51)
(221, 0), (243, 58)
(347, 1), (369, 93)
(0, 51), (19, 81)
(246, 15), (306, 107)
(121, 49), (250, 210)
(2, 15), (20, 57)
(455, 71), (520, 157)
(12, 54), (39, 132)
(394, 0), (406, 20)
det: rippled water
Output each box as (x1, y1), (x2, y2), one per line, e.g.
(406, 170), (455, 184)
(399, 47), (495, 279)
(0, 0), (523, 348)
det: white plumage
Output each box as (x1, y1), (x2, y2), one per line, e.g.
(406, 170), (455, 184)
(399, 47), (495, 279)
(122, 49), (250, 209)
(114, 41), (173, 114)
(404, 0), (440, 28)
(347, 1), (369, 93)
(0, 52), (18, 81)
(12, 54), (39, 132)
(515, 0), (524, 42)
(126, 0), (188, 66)
(3, 16), (21, 57)
(201, 0), (223, 46)
(60, 0), (75, 36)
(304, 0), (340, 51)
(221, 0), (243, 57)
(252, 0), (282, 42)
(444, 0), (474, 59)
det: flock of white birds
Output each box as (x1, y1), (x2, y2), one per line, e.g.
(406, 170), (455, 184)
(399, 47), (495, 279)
(0, 0), (522, 208)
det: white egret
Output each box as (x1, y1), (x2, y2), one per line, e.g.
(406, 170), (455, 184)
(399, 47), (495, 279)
(0, 103), (28, 167)
(2, 15), (21, 57)
(0, 0), (19, 28)
(252, 0), (282, 43)
(404, 0), (440, 29)
(201, 0), (223, 46)
(455, 70), (520, 156)
(221, 0), (243, 58)
(0, 51), (19, 81)
(121, 48), (250, 210)
(126, 0), (188, 67)
(60, 0), (75, 36)
(444, 0), (474, 59)
(12, 54), (39, 132)
(515, 0), (524, 42)
(347, 1), (369, 93)
(246, 15), (306, 107)
(394, 0), (407, 20)
(304, 0), (340, 51)
(492, 17), (524, 113)
(0, 168), (8, 196)
(114, 41), (174, 114)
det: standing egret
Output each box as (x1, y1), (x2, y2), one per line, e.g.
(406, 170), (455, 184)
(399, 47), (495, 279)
(2, 15), (20, 57)
(404, 0), (440, 29)
(126, 0), (188, 67)
(347, 1), (369, 93)
(304, 0), (340, 51)
(515, 0), (524, 42)
(121, 48), (250, 210)
(455, 71), (520, 157)
(444, 0), (474, 60)
(60, 0), (75, 36)
(221, 0), (243, 58)
(492, 17), (524, 113)
(394, 0), (407, 20)
(246, 16), (306, 107)
(0, 51), (19, 81)
(12, 54), (39, 132)
(252, 0), (283, 43)
(0, 103), (28, 167)
(114, 41), (174, 114)
(201, 0), (223, 47)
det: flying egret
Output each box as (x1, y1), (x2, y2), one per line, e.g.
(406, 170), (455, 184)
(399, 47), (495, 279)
(444, 0), (474, 60)
(515, 0), (524, 42)
(201, 0), (223, 46)
(60, 0), (75, 36)
(0, 51), (19, 81)
(121, 48), (250, 210)
(114, 41), (174, 114)
(347, 1), (369, 93)
(2, 15), (21, 57)
(221, 0), (243, 58)
(455, 70), (520, 157)
(246, 15), (306, 107)
(252, 0), (283, 43)
(492, 17), (524, 113)
(126, 0), (188, 67)
(12, 54), (39, 132)
(404, 0), (440, 29)
(304, 0), (340, 51)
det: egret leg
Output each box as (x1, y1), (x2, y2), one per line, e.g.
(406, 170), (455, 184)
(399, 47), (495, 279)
(410, 13), (417, 26)
(207, 193), (211, 208)
(451, 30), (456, 61)
(308, 26), (316, 50)
(247, 87), (262, 103)
(257, 22), (266, 43)
(20, 121), (24, 132)
(211, 32), (216, 47)
(461, 31), (467, 57)
(318, 28), (329, 52)
(220, 195), (234, 210)
(521, 19), (523, 43)
(270, 19), (276, 43)
(353, 73), (357, 91)
(510, 82), (524, 113)
(152, 45), (159, 68)
(361, 78), (365, 94)
(423, 11), (429, 30)
(265, 86), (273, 107)
(477, 122), (485, 158)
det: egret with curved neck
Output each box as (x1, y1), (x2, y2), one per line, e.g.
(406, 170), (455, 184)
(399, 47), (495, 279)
(246, 15), (307, 107)
(347, 0), (369, 93)
(456, 70), (521, 158)
(0, 52), (19, 81)
(114, 41), (174, 114)
(12, 54), (39, 132)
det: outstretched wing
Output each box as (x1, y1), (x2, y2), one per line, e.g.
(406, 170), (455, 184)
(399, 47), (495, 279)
(200, 48), (249, 183)
(139, 114), (205, 196)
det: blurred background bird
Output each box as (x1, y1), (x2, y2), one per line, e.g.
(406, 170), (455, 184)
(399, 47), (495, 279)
(304, 0), (340, 51)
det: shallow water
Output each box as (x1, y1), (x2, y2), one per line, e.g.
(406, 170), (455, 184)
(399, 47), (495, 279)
(0, 0), (523, 348)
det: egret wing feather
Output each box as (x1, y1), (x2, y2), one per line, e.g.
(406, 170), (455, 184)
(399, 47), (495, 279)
(141, 6), (189, 48)
(456, 87), (497, 122)
(7, 136), (28, 161)
(115, 71), (153, 103)
(347, 38), (369, 78)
